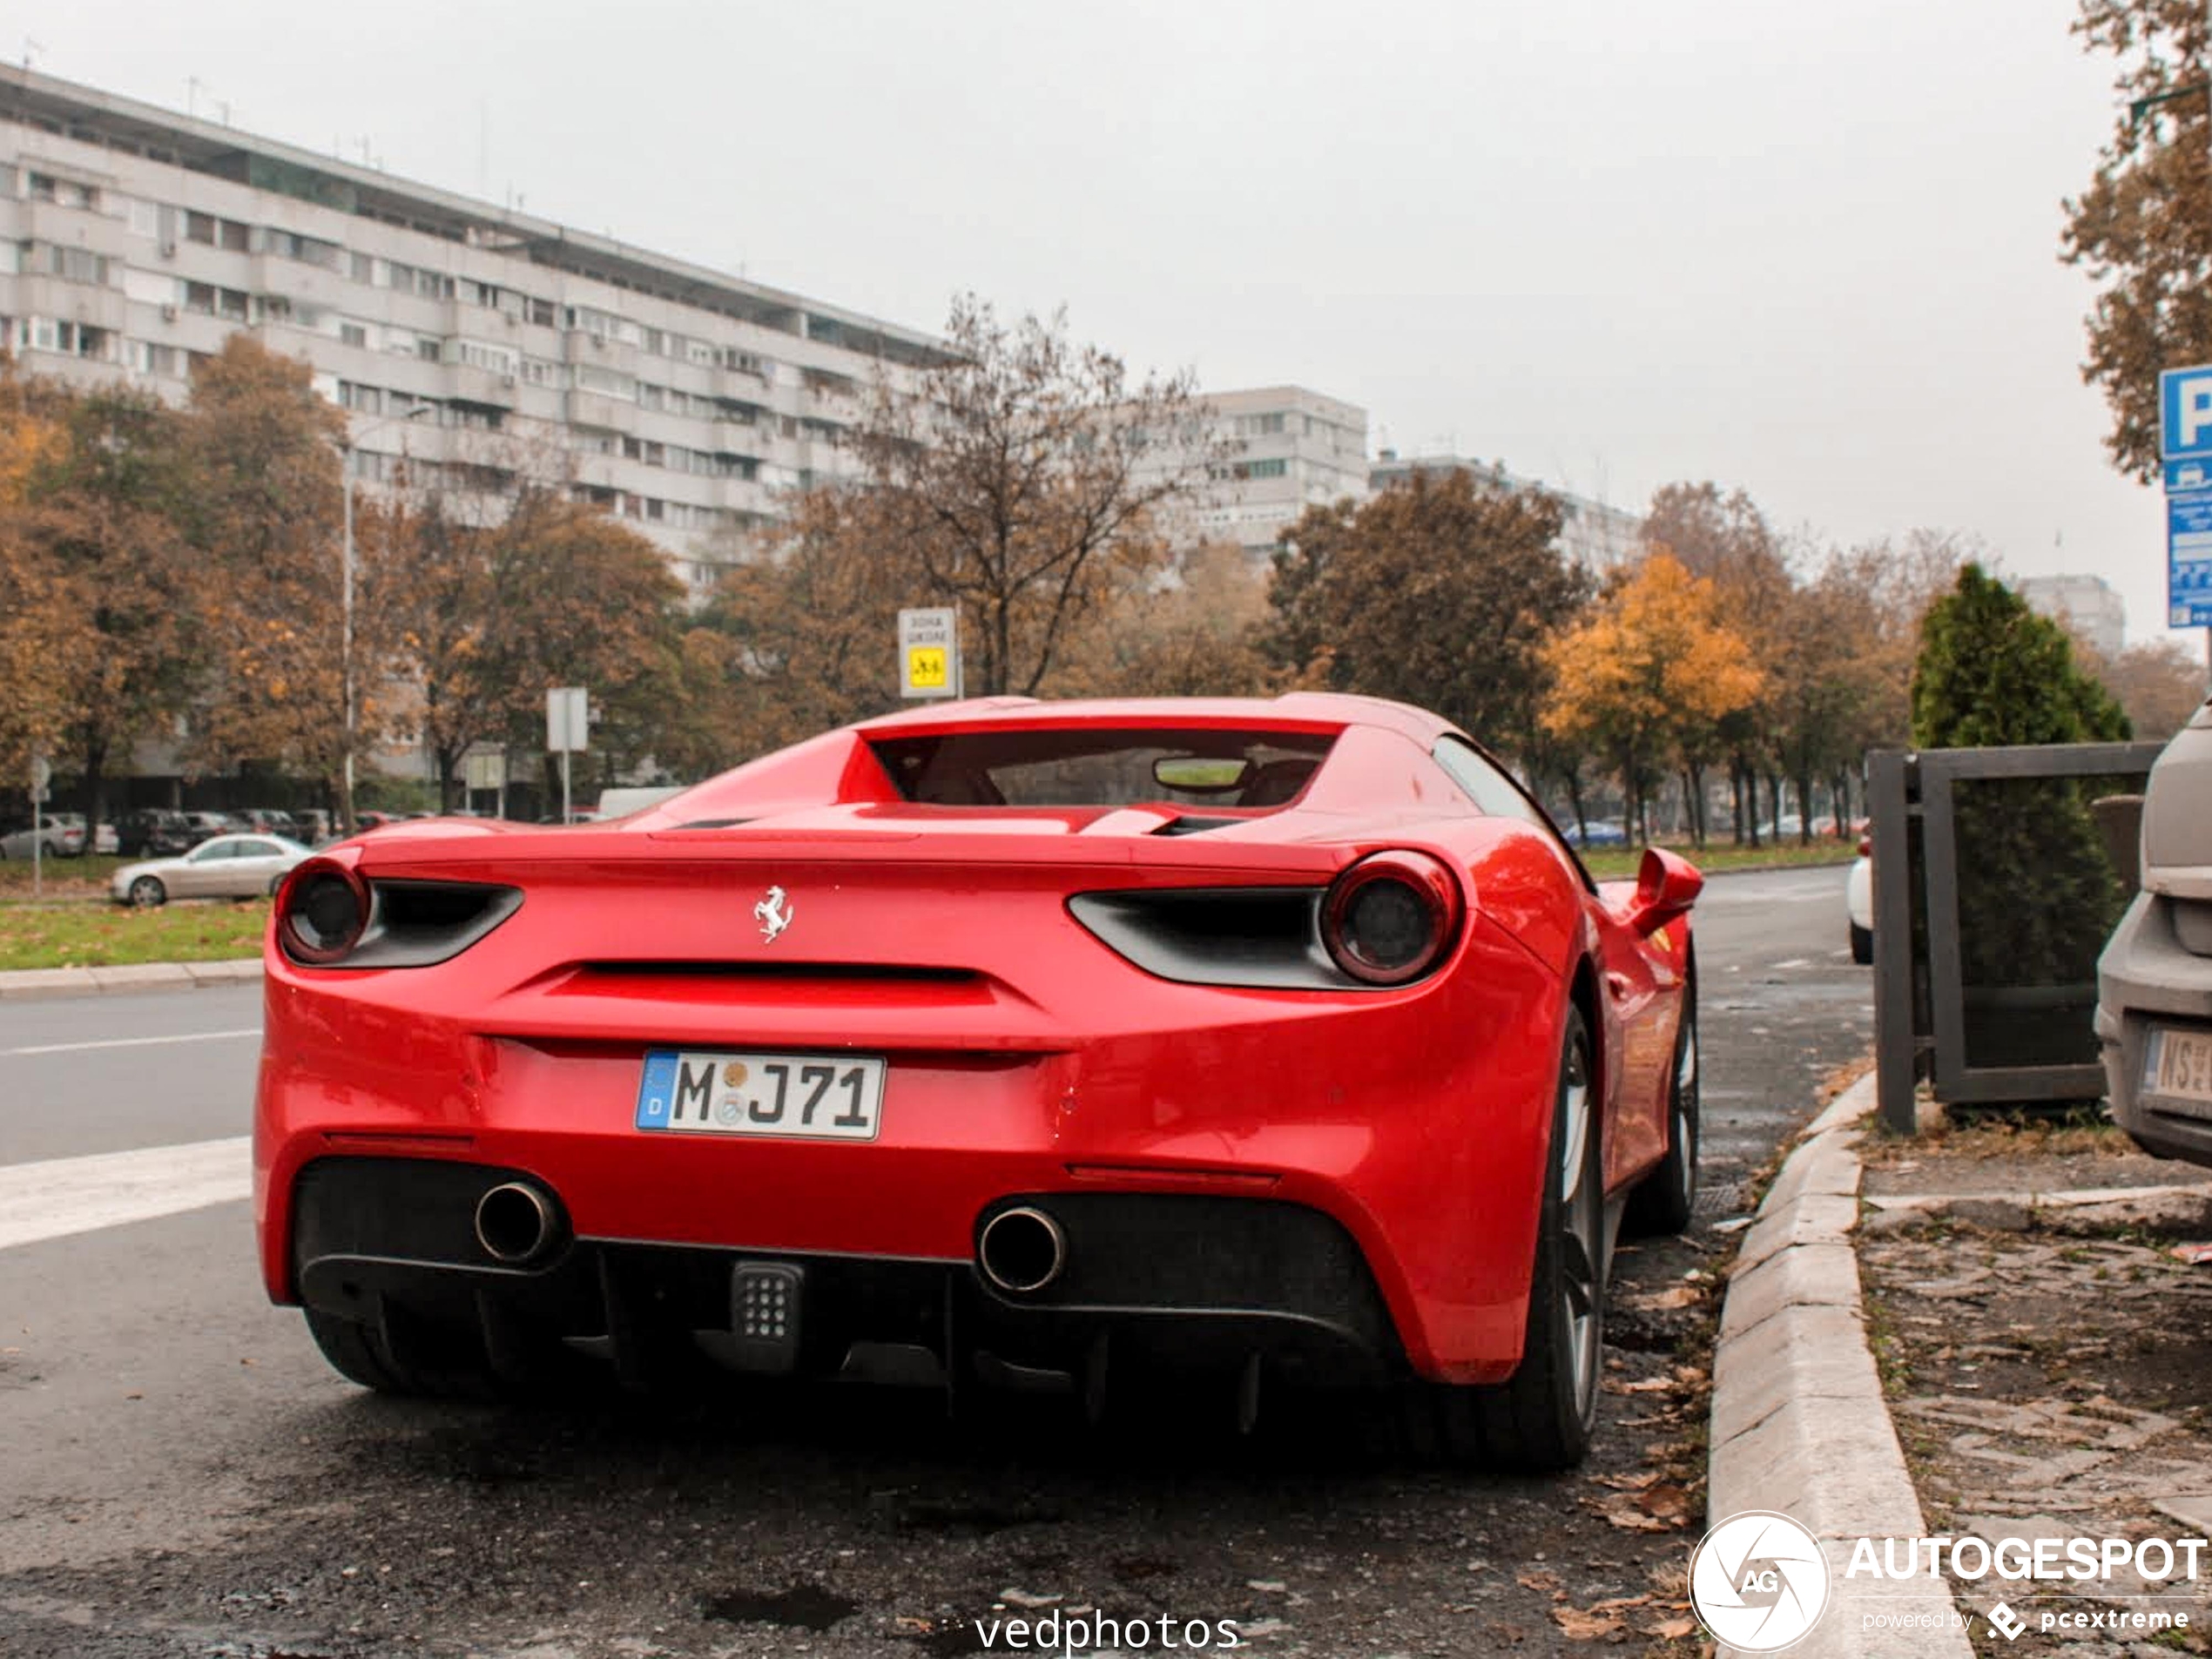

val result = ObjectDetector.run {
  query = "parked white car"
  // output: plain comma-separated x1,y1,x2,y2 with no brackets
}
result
0,814,85,858
2100,701,2212,1166
111,833,313,907
1846,836,1873,963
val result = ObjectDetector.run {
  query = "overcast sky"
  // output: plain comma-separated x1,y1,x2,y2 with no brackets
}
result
32,0,2182,648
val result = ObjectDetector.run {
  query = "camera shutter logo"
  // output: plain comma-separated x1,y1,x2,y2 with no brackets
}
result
1689,1511,1831,1651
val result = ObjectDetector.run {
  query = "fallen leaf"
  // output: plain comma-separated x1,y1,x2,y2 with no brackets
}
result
1595,1470,1662,1491
1636,1482,1694,1527
1649,1615,1696,1638
1627,1285,1700,1312
2171,1243,2212,1265
1517,1569,1563,1595
1552,1605,1625,1640
1594,1494,1671,1532
1607,1374,1674,1395
1588,1595,1651,1615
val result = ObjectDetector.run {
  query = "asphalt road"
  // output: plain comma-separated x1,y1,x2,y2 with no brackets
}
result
0,864,1871,1658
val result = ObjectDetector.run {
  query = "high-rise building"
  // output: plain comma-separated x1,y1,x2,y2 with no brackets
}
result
2019,573,2126,661
0,65,949,591
1149,386,1371,555
1367,451,1644,571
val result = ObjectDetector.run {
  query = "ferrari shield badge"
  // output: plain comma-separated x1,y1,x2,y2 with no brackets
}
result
753,885,794,944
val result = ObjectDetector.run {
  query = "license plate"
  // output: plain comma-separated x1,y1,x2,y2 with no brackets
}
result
2145,1026,2212,1107
636,1049,886,1140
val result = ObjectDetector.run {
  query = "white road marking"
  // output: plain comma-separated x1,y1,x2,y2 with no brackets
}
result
0,1136,251,1251
0,1028,259,1058
1772,957,1811,970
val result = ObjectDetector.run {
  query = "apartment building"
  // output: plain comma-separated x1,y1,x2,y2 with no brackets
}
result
1368,451,1645,571
1150,385,1371,555
2019,572,2126,661
0,65,949,589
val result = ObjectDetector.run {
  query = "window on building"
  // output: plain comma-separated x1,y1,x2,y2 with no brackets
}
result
528,297,555,328
338,381,383,415
29,173,97,209
349,251,374,283
340,322,368,349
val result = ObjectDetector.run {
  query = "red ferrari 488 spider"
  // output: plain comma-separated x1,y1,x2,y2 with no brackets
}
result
256,693,1699,1469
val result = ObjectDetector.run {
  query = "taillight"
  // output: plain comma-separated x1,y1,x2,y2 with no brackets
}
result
277,858,370,965
1857,836,1871,859
1320,851,1463,986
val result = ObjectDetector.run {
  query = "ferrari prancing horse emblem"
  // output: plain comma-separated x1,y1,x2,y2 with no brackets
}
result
753,885,794,944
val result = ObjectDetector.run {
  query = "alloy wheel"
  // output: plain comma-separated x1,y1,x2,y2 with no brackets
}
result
1555,1035,1602,1420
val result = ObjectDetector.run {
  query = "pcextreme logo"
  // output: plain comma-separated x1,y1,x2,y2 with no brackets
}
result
1689,1510,1832,1651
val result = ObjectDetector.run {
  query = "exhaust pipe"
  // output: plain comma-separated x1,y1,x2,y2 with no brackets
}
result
475,1181,558,1265
978,1205,1068,1294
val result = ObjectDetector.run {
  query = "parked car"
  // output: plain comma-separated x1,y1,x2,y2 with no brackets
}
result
117,809,197,859
2099,701,2212,1167
179,812,239,845
0,814,85,858
1562,819,1629,847
111,833,314,907
238,809,301,839
1846,836,1873,963
44,813,96,857
91,818,118,855
255,693,1703,1471
293,809,334,845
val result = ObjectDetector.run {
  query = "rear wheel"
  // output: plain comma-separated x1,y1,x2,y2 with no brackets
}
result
1624,994,1698,1237
1405,1006,1603,1472
1849,921,1873,964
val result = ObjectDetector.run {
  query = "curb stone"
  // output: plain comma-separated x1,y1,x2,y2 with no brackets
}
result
1705,1072,1973,1657
0,957,260,1000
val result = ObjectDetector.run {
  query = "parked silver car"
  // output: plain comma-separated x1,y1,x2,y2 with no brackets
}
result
2098,699,2212,1163
0,814,85,858
110,833,313,907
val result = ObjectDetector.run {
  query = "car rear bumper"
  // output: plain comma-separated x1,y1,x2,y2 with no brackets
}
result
290,1155,1403,1392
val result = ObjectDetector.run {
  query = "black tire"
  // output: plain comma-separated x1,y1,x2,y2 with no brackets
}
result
267,873,285,897
1849,921,1873,965
127,875,166,908
1624,991,1698,1237
1404,1006,1603,1472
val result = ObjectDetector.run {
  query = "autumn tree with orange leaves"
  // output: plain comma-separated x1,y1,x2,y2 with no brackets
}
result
1540,554,1765,846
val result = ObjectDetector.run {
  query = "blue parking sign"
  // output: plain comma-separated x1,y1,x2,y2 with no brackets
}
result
2170,489,2212,625
2161,367,2212,461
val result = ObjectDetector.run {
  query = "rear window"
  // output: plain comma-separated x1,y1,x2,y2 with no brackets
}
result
870,726,1337,810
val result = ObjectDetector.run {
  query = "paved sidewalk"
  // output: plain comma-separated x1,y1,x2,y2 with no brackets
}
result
0,957,260,999
1712,1078,2212,1656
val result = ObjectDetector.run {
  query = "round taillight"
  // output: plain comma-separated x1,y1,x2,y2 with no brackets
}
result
277,858,371,965
1321,851,1463,986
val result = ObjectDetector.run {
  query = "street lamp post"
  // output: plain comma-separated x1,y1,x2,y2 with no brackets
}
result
338,405,428,837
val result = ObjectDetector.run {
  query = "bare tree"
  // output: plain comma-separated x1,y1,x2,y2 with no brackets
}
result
853,295,1219,695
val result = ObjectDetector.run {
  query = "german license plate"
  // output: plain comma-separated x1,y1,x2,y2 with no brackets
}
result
2145,1026,2212,1107
636,1049,886,1140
